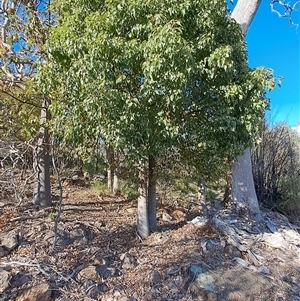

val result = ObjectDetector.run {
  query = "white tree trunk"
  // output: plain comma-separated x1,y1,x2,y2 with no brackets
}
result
229,0,263,221
106,146,114,192
231,0,262,35
113,151,119,194
231,149,262,220
33,99,51,208
137,161,150,238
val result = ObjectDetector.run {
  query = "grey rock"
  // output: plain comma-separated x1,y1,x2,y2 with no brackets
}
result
151,270,161,285
190,265,203,277
120,253,137,269
200,239,208,253
96,265,117,279
223,244,241,258
258,266,270,274
187,216,208,227
77,265,100,282
15,282,51,301
10,272,32,288
1,232,18,250
194,273,215,291
97,282,109,293
0,246,9,257
206,238,219,250
70,227,88,245
0,269,10,293
262,232,288,250
85,282,108,299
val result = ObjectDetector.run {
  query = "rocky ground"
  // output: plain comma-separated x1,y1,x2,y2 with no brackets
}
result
0,182,300,301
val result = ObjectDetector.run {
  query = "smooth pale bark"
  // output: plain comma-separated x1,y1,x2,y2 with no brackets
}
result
230,148,262,220
197,179,208,218
148,155,157,232
106,146,114,192
33,99,51,207
137,161,150,238
229,0,263,221
113,151,119,194
231,0,262,35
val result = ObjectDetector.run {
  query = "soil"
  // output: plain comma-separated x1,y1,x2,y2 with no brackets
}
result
0,181,300,301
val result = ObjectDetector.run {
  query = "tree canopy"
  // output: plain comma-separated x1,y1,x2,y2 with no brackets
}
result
40,0,274,180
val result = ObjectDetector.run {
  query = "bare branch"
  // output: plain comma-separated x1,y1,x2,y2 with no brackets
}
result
270,0,300,27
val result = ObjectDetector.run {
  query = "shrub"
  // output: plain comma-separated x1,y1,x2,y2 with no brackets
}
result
252,122,300,223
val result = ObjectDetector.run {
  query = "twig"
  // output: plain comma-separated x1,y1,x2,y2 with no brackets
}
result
51,139,63,252
10,215,44,222
135,229,144,243
0,261,52,278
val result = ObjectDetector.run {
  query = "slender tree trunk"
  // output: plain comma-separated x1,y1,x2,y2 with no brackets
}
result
148,155,157,232
198,179,208,218
227,0,263,221
106,145,114,192
33,98,51,208
113,151,119,194
137,160,150,238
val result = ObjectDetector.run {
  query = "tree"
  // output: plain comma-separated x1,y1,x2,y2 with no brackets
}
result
0,0,54,207
227,0,298,222
41,0,274,237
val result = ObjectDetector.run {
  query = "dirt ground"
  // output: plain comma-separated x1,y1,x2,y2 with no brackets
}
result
0,183,300,301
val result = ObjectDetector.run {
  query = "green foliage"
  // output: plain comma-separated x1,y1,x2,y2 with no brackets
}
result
91,180,107,197
0,1,54,140
49,211,58,222
119,180,138,201
277,173,300,222
252,122,300,223
39,0,274,182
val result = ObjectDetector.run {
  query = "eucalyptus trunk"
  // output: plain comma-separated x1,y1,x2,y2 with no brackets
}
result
148,155,157,232
228,0,263,221
33,98,51,208
137,160,150,238
113,151,119,194
106,145,114,192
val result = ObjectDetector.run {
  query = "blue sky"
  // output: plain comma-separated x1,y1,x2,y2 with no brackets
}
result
244,1,300,127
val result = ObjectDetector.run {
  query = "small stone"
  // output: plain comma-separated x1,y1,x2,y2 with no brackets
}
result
1,232,18,250
16,282,51,301
97,282,108,293
0,269,10,293
190,265,203,276
126,207,136,214
0,246,9,257
120,253,137,270
77,266,100,282
223,244,241,258
10,272,32,288
187,216,208,227
206,239,219,250
258,266,270,274
96,265,117,279
152,270,161,285
86,282,106,300
195,273,215,291
162,212,173,222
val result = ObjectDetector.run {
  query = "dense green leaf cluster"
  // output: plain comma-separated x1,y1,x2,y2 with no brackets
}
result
39,0,275,179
